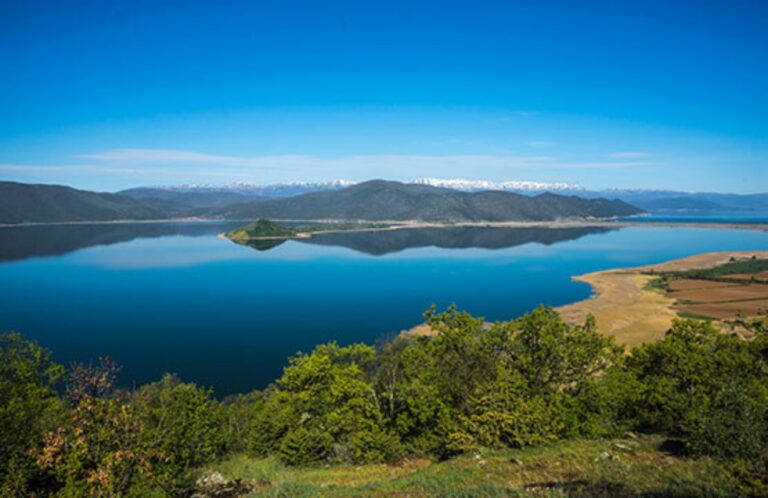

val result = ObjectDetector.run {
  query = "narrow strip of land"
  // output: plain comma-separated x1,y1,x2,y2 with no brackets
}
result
3,218,768,231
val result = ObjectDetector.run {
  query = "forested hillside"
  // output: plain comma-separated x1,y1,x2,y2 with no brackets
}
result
0,181,165,224
216,180,644,222
1,180,643,225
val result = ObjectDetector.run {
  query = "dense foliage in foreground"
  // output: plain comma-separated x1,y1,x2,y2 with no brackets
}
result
1,307,767,497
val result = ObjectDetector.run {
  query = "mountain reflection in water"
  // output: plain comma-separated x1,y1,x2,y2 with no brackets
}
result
0,222,615,263
0,222,243,263
295,226,616,255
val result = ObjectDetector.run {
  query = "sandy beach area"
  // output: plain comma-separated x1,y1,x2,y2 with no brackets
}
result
558,250,768,346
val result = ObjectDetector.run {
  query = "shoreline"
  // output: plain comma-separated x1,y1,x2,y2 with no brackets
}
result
408,250,768,344
2,217,768,232
220,218,768,244
557,250,768,346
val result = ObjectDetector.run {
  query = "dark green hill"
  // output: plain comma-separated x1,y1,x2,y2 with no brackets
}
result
0,181,165,224
225,219,298,241
216,180,644,221
119,187,256,213
1,180,644,224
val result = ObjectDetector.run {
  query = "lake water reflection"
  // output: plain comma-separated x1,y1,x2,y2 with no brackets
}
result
1,222,766,395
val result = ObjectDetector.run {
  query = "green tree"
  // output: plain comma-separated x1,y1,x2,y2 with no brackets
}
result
628,319,768,462
37,359,154,498
0,333,65,497
628,320,760,435
374,306,490,456
450,307,624,449
248,343,401,465
375,306,624,455
132,374,227,492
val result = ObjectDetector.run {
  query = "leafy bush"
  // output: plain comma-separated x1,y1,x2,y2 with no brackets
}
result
133,374,227,491
0,333,65,497
36,357,156,497
247,343,402,465
627,317,768,483
374,306,625,456
685,380,768,460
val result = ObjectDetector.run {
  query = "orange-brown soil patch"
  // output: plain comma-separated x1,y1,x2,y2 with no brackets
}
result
640,251,768,272
670,283,768,303
728,271,768,281
677,299,768,320
666,279,740,291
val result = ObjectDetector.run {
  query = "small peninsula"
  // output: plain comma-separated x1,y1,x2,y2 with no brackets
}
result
224,219,394,243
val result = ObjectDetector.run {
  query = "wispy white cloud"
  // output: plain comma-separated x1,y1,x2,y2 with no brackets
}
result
74,149,654,171
78,149,288,169
0,163,261,177
0,149,658,189
605,151,651,159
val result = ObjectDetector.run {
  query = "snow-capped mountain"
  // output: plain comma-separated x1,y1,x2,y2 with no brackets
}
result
121,178,768,214
410,178,583,193
145,178,582,197
146,180,356,197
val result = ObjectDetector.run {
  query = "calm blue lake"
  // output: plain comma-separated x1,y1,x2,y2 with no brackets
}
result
1,222,767,396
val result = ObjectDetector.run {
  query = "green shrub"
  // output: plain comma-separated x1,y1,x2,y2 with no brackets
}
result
374,306,625,456
685,380,768,460
629,319,768,465
133,374,227,491
278,426,334,465
248,343,401,465
221,390,267,453
38,393,153,497
0,333,65,497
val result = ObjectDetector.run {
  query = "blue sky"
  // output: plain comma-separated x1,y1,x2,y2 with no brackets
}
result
0,0,766,192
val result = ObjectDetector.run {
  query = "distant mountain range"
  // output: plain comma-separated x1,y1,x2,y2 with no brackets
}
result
212,180,643,221
3,177,766,225
584,191,768,214
126,178,578,198
410,178,582,192
0,181,164,224
121,180,355,199
123,179,768,214
1,179,642,224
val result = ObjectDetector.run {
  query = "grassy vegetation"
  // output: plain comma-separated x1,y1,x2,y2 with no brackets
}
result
667,257,768,280
198,435,741,497
642,276,669,293
675,310,715,321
